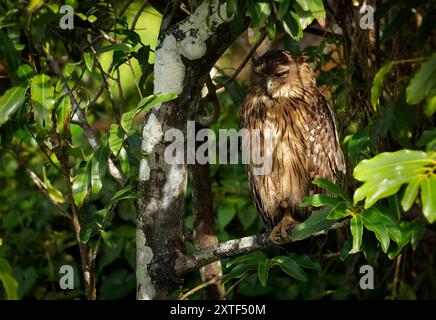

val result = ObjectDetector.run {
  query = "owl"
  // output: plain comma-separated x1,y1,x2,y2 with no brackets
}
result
239,50,346,244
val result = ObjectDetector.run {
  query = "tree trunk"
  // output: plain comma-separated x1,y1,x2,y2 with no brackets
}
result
136,1,241,300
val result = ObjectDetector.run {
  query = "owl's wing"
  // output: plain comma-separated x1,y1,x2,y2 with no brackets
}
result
307,90,346,186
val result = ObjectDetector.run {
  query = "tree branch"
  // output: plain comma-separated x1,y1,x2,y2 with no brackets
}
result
175,220,349,276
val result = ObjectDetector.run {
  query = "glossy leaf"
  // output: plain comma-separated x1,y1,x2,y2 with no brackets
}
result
109,124,125,156
90,145,109,194
0,83,28,127
55,94,71,134
300,194,342,207
31,74,55,130
292,207,336,241
271,256,307,282
257,259,269,287
42,167,64,204
371,61,395,110
0,258,19,300
72,161,91,207
353,150,435,209
406,53,436,105
287,253,321,271
361,207,401,253
327,202,352,220
138,93,178,111
350,215,363,253
282,11,303,40
313,178,352,203
96,44,133,56
420,175,436,223
84,52,94,72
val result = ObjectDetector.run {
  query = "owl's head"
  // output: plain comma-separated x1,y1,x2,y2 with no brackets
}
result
251,50,315,98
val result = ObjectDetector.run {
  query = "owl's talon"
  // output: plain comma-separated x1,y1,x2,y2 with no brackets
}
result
269,215,299,245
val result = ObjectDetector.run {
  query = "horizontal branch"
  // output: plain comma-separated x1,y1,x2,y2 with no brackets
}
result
175,219,349,276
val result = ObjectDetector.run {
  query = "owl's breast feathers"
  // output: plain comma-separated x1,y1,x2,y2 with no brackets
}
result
239,86,345,230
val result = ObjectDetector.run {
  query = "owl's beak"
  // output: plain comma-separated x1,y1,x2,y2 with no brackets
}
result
266,78,273,98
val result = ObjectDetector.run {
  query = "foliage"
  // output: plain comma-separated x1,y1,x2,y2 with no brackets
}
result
0,0,435,300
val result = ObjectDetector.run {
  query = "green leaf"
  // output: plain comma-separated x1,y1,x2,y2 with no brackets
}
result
271,256,307,282
222,263,257,284
80,226,92,243
297,0,325,26
410,221,425,250
353,150,435,208
84,52,94,72
300,194,341,207
313,178,352,203
276,1,291,20
42,166,65,204
118,146,130,176
417,128,436,151
109,124,125,155
0,83,28,127
226,252,265,268
0,258,19,300
31,74,55,130
292,207,336,241
257,259,269,287
0,30,19,79
100,230,112,248
293,3,315,30
231,0,247,36
424,92,436,118
400,177,420,212
370,61,395,110
282,11,303,40
90,145,109,194
16,64,35,82
350,215,363,254
421,175,436,223
406,53,436,105
226,0,238,17
361,207,401,253
138,93,178,111
55,94,71,134
266,18,277,39
72,161,91,207
96,43,133,56
327,202,352,220
120,109,137,134
108,185,140,205
287,253,321,271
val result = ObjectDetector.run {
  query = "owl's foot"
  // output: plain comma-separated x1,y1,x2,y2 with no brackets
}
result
269,215,300,245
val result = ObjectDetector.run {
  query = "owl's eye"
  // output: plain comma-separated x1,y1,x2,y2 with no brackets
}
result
275,71,288,77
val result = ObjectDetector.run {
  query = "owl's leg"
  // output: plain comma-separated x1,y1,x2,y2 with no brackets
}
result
269,210,300,244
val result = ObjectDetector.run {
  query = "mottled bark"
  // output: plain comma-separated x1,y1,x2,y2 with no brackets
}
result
137,1,243,299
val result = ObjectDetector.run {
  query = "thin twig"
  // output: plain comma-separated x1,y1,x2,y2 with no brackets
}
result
214,32,267,90
131,1,149,31
224,273,251,298
7,149,71,219
43,49,125,185
178,275,224,300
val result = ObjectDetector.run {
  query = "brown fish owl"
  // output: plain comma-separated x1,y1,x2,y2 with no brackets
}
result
239,50,346,244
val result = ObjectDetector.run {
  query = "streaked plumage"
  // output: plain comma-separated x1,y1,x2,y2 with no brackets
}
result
239,50,346,243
